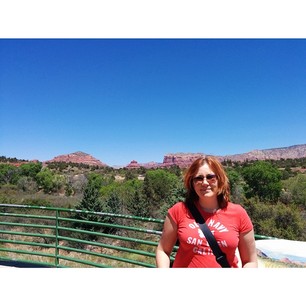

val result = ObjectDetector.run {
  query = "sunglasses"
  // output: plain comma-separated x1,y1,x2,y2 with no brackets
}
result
192,174,216,184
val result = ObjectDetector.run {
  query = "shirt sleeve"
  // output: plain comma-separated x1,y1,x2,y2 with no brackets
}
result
168,202,186,225
238,205,254,233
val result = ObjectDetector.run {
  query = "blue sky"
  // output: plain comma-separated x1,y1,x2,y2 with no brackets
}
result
1,39,306,166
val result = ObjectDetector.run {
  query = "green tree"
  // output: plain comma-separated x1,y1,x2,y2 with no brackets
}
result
226,168,245,203
76,175,103,213
74,176,105,236
104,191,121,215
19,162,42,180
143,169,179,203
284,174,306,207
142,169,181,217
36,168,55,193
243,198,306,240
0,164,19,185
128,188,151,217
86,173,105,189
117,179,152,217
281,166,294,180
17,176,38,192
242,161,282,202
124,170,138,181
157,179,186,219
36,168,65,193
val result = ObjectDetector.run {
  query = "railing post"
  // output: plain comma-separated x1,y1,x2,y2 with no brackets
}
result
55,209,59,267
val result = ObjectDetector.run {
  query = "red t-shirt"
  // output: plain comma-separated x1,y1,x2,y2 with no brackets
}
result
168,201,253,268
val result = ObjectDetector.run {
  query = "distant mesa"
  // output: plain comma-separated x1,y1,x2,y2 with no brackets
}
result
126,160,164,169
127,153,206,169
45,151,107,167
125,144,306,169
161,153,206,168
4,144,306,169
220,144,306,162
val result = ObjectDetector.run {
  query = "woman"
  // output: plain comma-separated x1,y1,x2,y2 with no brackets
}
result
156,155,258,268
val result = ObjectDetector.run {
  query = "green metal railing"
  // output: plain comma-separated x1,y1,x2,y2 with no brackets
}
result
0,203,274,268
0,203,179,268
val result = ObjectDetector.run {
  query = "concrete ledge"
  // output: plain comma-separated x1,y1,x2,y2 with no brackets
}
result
256,239,306,267
0,260,54,268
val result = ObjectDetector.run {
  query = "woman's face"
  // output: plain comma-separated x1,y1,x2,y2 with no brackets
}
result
192,163,218,200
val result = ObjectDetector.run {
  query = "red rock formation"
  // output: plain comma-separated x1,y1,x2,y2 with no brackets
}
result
162,153,205,168
46,151,107,167
8,144,305,169
220,144,306,162
126,160,140,168
127,144,306,169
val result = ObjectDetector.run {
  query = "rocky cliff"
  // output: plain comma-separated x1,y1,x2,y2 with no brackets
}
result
128,144,306,169
220,144,306,162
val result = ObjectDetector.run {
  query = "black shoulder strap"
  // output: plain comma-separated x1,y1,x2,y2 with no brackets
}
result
188,203,231,268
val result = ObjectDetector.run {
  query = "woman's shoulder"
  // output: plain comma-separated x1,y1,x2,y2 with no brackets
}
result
226,202,253,230
168,201,189,220
225,202,251,219
226,202,248,213
169,201,186,212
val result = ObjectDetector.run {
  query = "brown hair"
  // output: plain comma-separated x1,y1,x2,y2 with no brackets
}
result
183,155,230,209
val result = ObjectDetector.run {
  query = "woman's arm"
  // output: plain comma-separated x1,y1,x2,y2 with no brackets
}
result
155,214,178,268
238,229,258,268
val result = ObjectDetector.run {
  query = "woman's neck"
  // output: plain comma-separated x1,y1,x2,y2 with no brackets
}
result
200,206,219,213
197,199,219,212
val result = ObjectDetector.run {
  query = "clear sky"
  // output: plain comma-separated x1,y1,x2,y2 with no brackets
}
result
0,1,305,296
1,38,306,166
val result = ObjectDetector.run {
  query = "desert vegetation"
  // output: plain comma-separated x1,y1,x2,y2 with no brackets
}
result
0,156,306,241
